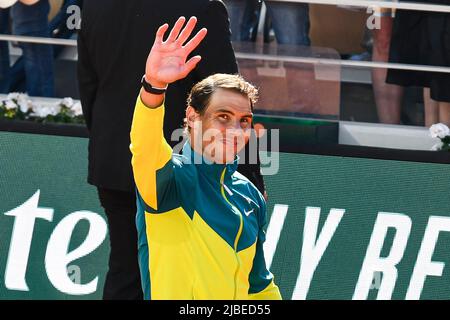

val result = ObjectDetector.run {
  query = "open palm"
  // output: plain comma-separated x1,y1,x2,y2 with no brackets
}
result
145,16,207,87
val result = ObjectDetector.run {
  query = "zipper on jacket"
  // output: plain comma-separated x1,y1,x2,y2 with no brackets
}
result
220,167,243,299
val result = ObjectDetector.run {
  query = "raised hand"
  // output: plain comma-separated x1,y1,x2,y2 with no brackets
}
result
145,16,207,89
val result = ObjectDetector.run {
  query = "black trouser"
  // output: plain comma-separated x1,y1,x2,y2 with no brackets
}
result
97,188,143,300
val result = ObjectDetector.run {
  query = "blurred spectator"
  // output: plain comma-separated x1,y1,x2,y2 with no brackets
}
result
224,0,310,46
265,0,310,46
0,8,10,92
49,0,82,56
387,1,450,126
0,0,55,96
349,27,372,61
1,0,82,95
223,0,246,41
241,0,261,41
372,7,404,124
224,0,315,118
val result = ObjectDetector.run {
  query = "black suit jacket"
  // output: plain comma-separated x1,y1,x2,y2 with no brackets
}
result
78,0,265,193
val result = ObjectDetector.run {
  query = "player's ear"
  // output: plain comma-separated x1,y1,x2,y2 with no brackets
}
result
186,106,200,130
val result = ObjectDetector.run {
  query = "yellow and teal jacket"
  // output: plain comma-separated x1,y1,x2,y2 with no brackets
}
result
130,96,282,300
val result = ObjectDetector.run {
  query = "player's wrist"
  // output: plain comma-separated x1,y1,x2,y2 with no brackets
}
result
144,75,168,90
140,88,164,109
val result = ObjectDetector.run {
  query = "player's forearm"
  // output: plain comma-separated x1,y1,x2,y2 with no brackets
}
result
131,16,205,208
130,96,168,167
130,95,172,210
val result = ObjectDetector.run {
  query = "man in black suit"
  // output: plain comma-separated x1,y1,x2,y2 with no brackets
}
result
78,0,265,300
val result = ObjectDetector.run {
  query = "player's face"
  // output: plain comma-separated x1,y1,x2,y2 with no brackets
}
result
192,89,253,164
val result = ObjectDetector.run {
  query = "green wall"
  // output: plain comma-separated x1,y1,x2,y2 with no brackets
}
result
1,131,450,299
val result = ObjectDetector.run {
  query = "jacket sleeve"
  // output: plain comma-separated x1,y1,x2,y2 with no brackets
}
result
76,29,97,132
130,96,178,212
248,195,282,300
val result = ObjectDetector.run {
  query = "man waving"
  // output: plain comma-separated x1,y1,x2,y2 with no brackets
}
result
130,16,281,300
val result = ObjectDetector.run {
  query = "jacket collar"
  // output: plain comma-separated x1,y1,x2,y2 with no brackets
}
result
182,141,239,183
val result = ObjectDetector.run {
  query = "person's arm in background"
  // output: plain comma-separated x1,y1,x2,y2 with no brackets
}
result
131,17,207,211
77,23,98,132
18,0,40,5
195,0,267,197
50,0,83,41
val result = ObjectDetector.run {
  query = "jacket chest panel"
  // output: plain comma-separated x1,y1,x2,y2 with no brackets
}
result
194,182,259,251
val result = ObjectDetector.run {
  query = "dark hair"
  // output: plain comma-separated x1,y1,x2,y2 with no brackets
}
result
186,73,259,115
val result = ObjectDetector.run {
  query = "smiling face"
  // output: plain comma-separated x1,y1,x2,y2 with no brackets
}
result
188,88,253,164
185,74,258,164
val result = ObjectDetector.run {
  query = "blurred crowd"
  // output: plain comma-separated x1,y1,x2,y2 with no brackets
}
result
223,0,450,126
0,0,449,126
0,0,82,97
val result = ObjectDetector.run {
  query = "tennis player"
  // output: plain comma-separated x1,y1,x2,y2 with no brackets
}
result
130,16,281,300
